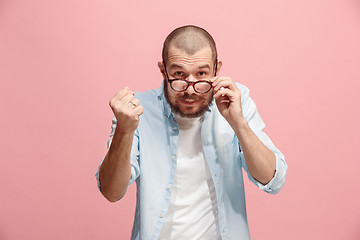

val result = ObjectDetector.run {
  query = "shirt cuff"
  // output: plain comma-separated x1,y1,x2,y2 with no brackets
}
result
252,153,287,194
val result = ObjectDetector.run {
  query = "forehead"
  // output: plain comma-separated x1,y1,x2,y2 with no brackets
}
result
167,45,213,68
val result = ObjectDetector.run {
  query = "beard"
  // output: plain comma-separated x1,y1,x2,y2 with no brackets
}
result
163,80,213,118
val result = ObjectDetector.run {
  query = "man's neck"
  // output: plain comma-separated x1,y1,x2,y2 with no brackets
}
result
173,113,201,130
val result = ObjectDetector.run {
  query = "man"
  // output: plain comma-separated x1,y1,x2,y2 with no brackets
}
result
96,25,287,240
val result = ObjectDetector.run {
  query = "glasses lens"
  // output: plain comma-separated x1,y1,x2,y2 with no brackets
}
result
194,81,212,93
171,80,188,92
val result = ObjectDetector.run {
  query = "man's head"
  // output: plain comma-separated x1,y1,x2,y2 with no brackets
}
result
162,25,218,63
158,25,222,118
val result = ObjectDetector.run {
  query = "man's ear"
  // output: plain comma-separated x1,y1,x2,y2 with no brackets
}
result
158,61,166,79
215,60,222,76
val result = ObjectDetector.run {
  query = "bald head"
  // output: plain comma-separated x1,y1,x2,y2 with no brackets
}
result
162,25,217,63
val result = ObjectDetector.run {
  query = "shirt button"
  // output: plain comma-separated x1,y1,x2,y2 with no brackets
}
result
167,185,171,189
172,155,175,159
173,126,177,130
164,115,168,119
160,214,164,218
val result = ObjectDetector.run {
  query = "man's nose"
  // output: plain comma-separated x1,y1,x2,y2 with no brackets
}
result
185,76,196,94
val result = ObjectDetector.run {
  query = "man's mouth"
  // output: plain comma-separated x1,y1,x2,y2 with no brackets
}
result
180,96,201,105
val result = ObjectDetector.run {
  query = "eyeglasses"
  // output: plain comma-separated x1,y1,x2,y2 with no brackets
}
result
168,79,213,94
163,60,218,94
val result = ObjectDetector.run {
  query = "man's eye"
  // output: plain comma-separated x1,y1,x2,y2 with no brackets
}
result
198,72,207,77
174,72,183,77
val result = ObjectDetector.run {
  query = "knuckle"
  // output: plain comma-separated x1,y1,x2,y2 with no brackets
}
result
109,99,116,108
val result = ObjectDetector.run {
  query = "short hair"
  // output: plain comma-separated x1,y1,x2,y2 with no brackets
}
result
162,25,217,62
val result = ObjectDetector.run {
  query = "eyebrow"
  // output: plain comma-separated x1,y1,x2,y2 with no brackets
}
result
198,64,211,69
169,64,184,69
169,64,211,69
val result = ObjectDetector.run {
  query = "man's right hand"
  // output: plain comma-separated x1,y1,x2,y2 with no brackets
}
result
109,87,144,133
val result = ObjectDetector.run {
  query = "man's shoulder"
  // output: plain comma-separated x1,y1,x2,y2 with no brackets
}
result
134,86,163,103
235,82,250,93
234,82,252,102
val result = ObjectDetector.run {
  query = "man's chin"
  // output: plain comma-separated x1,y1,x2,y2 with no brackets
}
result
166,98,213,118
176,110,205,118
172,104,211,118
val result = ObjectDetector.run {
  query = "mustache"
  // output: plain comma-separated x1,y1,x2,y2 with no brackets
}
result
180,93,202,101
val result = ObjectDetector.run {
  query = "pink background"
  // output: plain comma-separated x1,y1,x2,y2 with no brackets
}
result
1,0,359,239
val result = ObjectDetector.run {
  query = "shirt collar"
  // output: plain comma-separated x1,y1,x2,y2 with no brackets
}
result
157,81,173,120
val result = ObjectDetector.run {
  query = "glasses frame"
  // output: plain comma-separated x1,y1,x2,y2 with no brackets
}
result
163,59,218,94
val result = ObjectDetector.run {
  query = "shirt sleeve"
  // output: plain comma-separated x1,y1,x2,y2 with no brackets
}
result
237,83,288,194
95,116,141,192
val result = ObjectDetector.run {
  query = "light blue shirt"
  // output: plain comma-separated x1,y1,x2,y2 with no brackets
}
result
96,83,287,240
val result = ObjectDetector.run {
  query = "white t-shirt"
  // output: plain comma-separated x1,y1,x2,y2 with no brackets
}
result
159,114,221,240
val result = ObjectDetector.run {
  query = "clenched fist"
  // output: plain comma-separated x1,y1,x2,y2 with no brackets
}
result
109,87,144,134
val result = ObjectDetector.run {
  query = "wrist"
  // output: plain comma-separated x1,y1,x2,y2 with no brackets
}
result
114,125,136,137
232,117,250,137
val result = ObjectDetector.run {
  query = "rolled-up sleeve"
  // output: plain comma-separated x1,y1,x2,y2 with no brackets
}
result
95,117,141,192
238,83,288,194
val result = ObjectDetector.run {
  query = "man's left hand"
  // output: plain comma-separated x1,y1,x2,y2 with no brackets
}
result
212,77,244,128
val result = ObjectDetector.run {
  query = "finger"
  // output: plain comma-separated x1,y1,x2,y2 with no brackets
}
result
129,101,137,108
121,94,135,105
110,94,134,109
209,76,218,83
212,76,230,87
133,105,144,116
211,77,220,87
213,79,237,91
115,87,135,100
215,94,230,105
213,88,234,100
131,98,140,106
